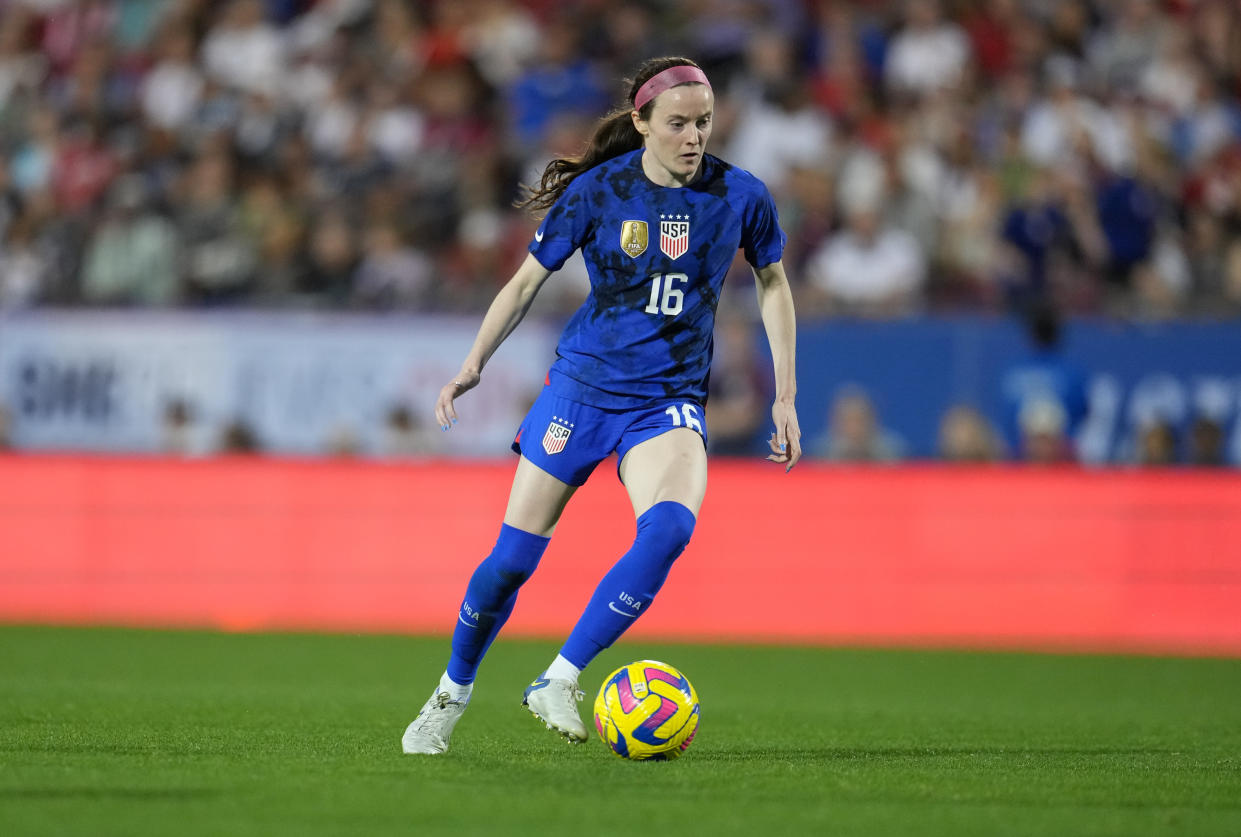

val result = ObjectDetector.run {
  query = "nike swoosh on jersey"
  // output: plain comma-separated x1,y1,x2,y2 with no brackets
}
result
534,229,544,242
607,602,638,618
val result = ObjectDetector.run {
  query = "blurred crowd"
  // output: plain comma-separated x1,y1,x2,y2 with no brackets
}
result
1,0,1240,319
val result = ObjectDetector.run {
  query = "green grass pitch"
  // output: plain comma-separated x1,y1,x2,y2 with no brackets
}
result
3,626,1240,837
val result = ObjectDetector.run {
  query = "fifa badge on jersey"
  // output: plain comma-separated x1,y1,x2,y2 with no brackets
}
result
660,214,690,260
542,415,574,455
620,220,648,258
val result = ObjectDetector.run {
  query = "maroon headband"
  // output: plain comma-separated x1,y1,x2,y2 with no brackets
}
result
633,65,712,112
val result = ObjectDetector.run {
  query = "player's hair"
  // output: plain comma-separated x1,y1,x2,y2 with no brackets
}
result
516,57,705,215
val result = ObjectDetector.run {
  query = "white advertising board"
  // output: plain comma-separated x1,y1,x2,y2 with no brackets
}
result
0,312,559,457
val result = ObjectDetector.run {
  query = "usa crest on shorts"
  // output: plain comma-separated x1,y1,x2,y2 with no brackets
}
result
542,415,574,455
660,214,690,260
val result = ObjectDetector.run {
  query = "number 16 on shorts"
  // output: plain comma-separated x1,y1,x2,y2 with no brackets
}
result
666,403,703,435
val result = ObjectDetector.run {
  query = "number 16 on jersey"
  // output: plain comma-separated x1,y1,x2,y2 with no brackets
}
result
645,272,688,316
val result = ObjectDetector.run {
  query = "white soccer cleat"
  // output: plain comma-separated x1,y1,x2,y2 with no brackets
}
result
522,674,588,743
402,690,467,755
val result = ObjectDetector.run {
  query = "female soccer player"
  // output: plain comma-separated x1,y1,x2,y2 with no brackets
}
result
403,56,801,754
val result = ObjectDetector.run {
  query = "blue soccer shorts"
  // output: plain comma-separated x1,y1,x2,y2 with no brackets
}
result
512,384,708,486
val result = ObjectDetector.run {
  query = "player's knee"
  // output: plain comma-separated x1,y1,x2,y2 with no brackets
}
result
635,501,697,563
490,551,540,586
476,524,550,595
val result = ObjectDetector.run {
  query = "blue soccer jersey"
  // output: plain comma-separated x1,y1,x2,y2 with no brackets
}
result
529,148,785,409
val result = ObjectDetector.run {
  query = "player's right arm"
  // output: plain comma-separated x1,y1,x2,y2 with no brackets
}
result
435,253,554,430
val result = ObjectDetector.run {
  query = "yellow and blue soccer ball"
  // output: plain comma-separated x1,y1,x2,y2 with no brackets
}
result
593,660,699,760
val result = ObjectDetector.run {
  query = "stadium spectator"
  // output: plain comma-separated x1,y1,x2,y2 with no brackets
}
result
50,115,116,215
807,3,882,122
304,73,361,162
323,424,362,457
1139,21,1198,120
960,0,1019,79
998,166,1106,310
1126,239,1192,320
382,403,434,458
139,22,205,132
1086,0,1165,93
15,185,84,305
1020,55,1128,174
804,187,927,318
877,113,938,274
884,0,971,98
1186,415,1227,467
319,124,391,219
1095,164,1161,290
999,301,1090,461
724,29,834,192
297,207,358,306
1044,0,1092,65
0,210,50,309
0,401,12,450
583,2,667,77
351,219,433,310
1134,417,1179,466
937,404,1004,463
174,148,256,304
217,417,261,454
0,7,46,110
363,79,424,168
201,0,287,98
159,397,210,457
460,0,541,88
415,60,501,227
505,18,610,151
813,385,905,463
705,314,771,457
0,158,18,241
80,174,179,306
1017,396,1073,464
1222,242,1241,316
778,161,835,280
932,128,1006,307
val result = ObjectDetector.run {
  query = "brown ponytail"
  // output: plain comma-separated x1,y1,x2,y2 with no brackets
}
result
516,57,704,215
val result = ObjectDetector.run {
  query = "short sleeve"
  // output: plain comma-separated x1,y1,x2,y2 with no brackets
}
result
529,177,592,271
741,181,786,268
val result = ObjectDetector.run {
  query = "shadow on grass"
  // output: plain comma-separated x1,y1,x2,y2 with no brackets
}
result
2,741,237,757
693,745,1179,762
688,746,1241,812
0,787,222,801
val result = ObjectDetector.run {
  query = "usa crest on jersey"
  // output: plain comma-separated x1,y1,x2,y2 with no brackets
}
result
542,415,574,455
660,215,690,260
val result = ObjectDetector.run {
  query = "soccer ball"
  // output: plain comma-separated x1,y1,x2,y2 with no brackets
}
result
593,660,699,760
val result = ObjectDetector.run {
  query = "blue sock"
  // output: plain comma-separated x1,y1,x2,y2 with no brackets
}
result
447,524,550,684
559,501,696,669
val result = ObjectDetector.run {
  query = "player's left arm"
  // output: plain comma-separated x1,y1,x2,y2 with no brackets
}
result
753,260,801,472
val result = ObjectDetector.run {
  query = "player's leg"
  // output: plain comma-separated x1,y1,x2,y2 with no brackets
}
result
525,426,706,742
447,457,577,683
562,426,706,665
406,381,609,755
403,457,576,755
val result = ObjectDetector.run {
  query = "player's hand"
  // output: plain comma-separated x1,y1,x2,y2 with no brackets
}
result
434,370,480,431
766,399,802,472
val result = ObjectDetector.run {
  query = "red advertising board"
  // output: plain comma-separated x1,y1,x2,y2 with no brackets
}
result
1,456,1238,655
